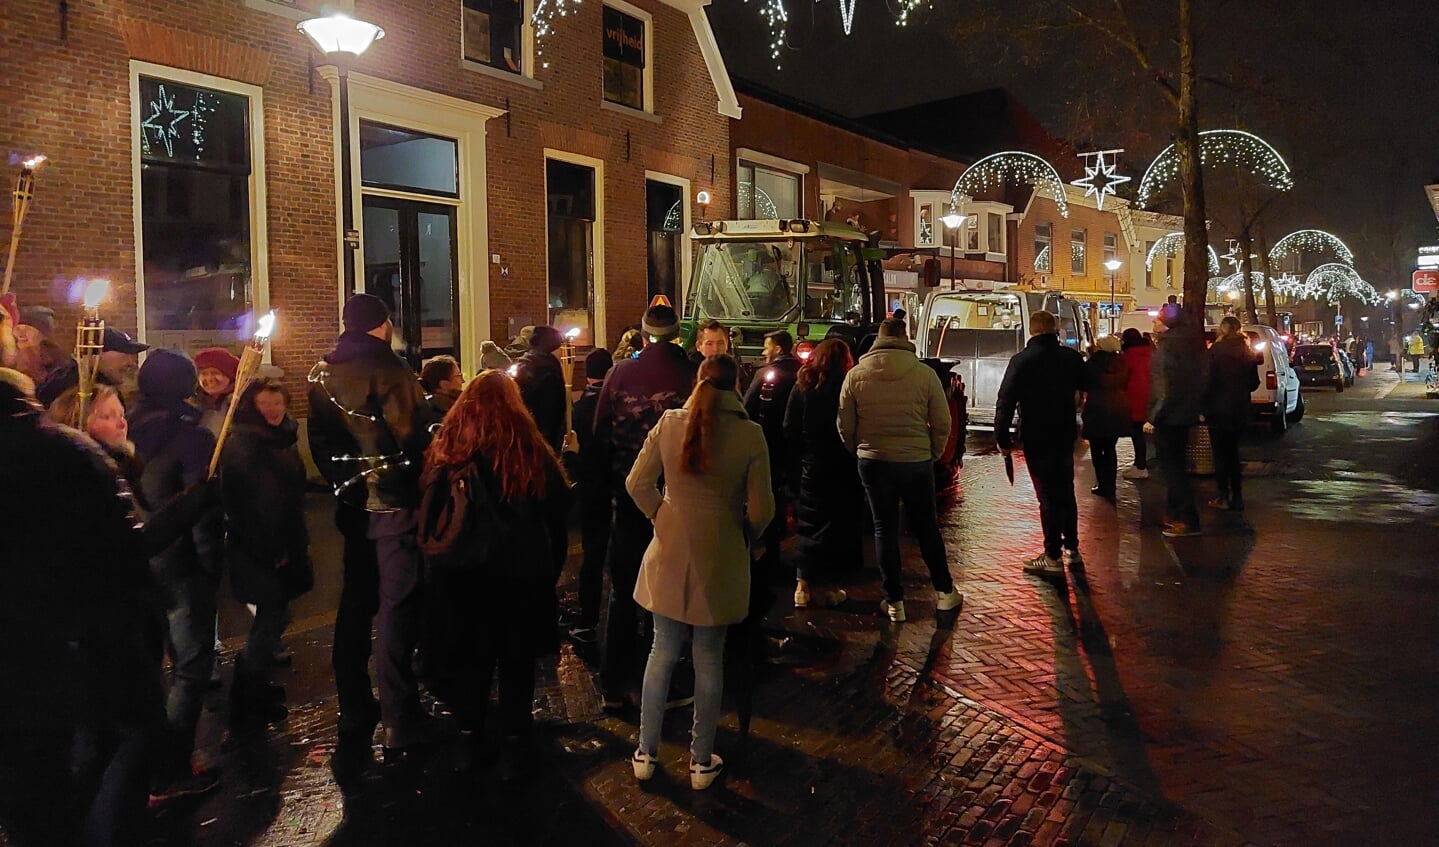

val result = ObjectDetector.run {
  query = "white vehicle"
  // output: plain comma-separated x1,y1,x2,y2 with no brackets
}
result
1210,323,1303,433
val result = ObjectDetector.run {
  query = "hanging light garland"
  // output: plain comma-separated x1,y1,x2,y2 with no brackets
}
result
1268,229,1355,267
1306,263,1379,305
1144,231,1222,275
953,151,1069,218
532,0,581,69
747,0,931,67
1136,129,1294,208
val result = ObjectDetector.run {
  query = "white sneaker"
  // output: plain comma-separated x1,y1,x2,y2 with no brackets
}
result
690,753,724,790
1022,553,1064,578
632,749,658,781
882,600,906,622
793,584,810,607
1122,466,1150,480
935,590,963,612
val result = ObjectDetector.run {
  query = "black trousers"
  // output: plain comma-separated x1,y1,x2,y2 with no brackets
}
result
456,651,537,738
600,494,653,699
576,489,611,630
1208,425,1243,506
1154,424,1199,526
1089,436,1119,494
1025,448,1079,560
332,503,380,732
1130,421,1149,470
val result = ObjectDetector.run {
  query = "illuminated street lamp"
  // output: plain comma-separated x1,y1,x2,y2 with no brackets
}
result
1104,258,1123,335
299,13,385,297
941,202,966,290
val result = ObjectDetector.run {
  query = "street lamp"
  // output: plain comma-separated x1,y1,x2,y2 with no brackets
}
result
299,13,385,298
941,203,966,290
1104,258,1123,335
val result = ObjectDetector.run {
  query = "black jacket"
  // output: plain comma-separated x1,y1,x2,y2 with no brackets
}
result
593,342,696,490
571,380,608,497
307,331,439,511
743,354,801,486
1203,335,1260,431
784,376,848,467
1149,318,1209,427
1081,350,1131,441
994,333,1087,453
221,408,312,604
515,349,568,452
129,396,224,583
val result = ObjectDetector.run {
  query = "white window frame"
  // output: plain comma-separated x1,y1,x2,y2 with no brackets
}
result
1071,227,1088,275
644,170,691,316
910,190,951,248
461,0,543,89
600,0,654,115
129,61,270,352
544,148,608,347
736,158,803,220
959,200,1009,262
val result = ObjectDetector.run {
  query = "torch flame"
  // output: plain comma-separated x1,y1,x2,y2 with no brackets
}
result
564,327,581,340
81,279,109,309
21,154,47,171
254,311,277,340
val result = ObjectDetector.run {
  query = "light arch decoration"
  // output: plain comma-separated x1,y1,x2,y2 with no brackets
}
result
953,151,1068,218
1136,130,1295,208
1144,231,1222,275
1269,229,1355,267
1306,263,1379,305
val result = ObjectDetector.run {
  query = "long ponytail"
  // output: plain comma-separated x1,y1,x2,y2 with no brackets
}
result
680,354,739,475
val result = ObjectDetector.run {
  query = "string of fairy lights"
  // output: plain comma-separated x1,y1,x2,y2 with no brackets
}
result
737,0,932,66
953,151,1070,218
1146,232,1222,275
1269,229,1355,267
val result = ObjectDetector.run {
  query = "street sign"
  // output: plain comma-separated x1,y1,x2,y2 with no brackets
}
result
1334,314,1344,326
1413,269,1439,293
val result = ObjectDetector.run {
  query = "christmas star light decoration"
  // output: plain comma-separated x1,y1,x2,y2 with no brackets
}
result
1071,150,1130,211
1136,129,1294,208
954,151,1068,218
1221,240,1259,274
140,84,191,158
1269,229,1354,267
1307,263,1379,305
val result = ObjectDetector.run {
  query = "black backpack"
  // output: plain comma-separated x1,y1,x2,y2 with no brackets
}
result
416,461,499,570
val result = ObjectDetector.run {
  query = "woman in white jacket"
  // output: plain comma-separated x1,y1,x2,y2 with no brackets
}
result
625,354,774,790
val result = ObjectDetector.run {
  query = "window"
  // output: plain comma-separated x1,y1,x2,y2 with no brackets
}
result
1103,232,1118,268
1145,240,1157,288
136,74,259,352
463,0,523,73
737,161,800,219
966,216,980,251
1071,228,1086,274
602,5,647,111
987,213,1003,254
646,179,684,305
917,202,935,247
546,159,600,344
360,122,458,197
1034,223,1052,273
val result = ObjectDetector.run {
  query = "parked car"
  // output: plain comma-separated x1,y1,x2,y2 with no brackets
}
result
1335,349,1357,386
1210,324,1303,432
1294,344,1347,392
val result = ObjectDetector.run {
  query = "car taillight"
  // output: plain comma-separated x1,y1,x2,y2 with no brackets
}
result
1266,371,1277,390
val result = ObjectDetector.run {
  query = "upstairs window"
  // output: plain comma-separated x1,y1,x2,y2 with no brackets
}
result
463,0,524,74
1071,228,1086,274
1034,223,1052,273
1103,231,1118,267
602,4,647,111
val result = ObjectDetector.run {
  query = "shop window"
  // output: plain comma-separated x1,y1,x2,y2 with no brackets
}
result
602,4,647,111
966,216,980,251
463,0,524,74
737,161,800,219
1034,222,1052,273
137,74,256,352
1071,228,1086,274
917,202,934,247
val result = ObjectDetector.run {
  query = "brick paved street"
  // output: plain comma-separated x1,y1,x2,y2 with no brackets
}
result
35,371,1437,846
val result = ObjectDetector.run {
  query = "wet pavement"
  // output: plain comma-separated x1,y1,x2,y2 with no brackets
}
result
28,368,1439,846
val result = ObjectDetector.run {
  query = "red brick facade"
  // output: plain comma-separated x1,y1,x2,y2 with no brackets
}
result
1011,193,1135,301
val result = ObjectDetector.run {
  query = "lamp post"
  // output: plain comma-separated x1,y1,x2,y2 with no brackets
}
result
1104,258,1123,335
941,202,966,290
299,13,385,298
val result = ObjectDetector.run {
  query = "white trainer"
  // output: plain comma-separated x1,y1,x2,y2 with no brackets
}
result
882,600,906,622
690,753,724,790
935,590,963,612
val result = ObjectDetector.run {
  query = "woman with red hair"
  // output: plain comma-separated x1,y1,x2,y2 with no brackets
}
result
421,369,569,779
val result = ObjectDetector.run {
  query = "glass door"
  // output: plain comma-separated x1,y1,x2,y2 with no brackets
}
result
362,196,459,369
646,180,684,306
546,159,597,345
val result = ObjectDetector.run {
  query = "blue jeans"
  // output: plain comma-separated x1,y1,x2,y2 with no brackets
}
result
639,615,726,765
163,567,219,779
857,458,955,603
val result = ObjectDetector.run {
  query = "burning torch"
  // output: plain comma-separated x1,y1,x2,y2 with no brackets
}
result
73,279,109,428
208,310,278,477
3,155,47,298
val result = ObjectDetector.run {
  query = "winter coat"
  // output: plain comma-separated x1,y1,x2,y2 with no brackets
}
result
994,333,1087,453
220,408,313,605
1148,319,1208,427
627,394,775,627
1203,335,1260,432
742,353,801,488
515,349,568,452
195,390,230,438
593,341,696,491
838,336,950,463
785,376,864,569
429,387,460,417
1121,342,1154,423
570,380,608,505
306,331,439,511
1081,350,1131,441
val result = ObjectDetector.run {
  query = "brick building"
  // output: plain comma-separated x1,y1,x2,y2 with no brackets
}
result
1,0,736,406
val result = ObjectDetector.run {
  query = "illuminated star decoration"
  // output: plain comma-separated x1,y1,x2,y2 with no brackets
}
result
140,84,191,158
1221,240,1257,274
1071,150,1130,211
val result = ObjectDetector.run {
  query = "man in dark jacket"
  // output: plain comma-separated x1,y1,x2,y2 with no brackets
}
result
1203,317,1260,512
995,310,1088,579
36,326,150,409
567,348,614,643
1147,303,1208,537
127,349,225,801
307,293,439,761
742,330,801,572
593,304,695,706
514,325,569,453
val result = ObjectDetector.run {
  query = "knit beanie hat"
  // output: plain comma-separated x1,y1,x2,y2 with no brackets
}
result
479,340,513,370
194,347,240,382
530,325,564,354
642,304,679,340
878,318,908,338
1096,335,1122,353
343,293,391,333
137,348,198,402
584,348,614,380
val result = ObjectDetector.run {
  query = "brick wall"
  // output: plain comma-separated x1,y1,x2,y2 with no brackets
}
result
1013,195,1135,297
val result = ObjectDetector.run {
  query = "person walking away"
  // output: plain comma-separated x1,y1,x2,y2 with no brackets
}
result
307,293,440,769
1120,328,1153,479
627,355,773,790
689,319,730,366
420,355,464,416
742,330,801,575
514,325,569,453
567,348,614,644
421,371,571,780
593,303,695,708
839,318,963,622
127,349,226,803
220,380,313,727
1148,303,1208,538
193,347,240,437
1203,317,1260,512
1388,334,1402,371
994,311,1089,578
1082,335,1130,498
784,338,861,607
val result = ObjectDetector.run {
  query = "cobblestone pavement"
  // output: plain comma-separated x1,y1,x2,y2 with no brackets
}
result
33,376,1435,846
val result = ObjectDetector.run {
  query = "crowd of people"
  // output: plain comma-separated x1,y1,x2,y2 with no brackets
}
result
1,287,1274,845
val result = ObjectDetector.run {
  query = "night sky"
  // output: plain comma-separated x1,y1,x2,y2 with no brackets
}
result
707,0,1439,288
